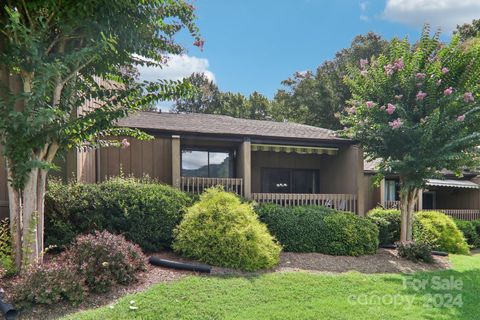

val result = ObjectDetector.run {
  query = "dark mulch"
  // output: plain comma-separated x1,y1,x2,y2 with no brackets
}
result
1,249,451,319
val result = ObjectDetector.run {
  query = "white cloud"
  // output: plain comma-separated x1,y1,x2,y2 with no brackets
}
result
137,54,215,83
360,1,370,22
360,1,369,12
360,15,370,22
383,0,480,32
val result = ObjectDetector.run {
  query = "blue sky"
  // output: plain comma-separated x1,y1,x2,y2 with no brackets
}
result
139,0,480,105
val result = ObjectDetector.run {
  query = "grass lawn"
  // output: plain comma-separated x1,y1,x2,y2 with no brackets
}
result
64,254,480,320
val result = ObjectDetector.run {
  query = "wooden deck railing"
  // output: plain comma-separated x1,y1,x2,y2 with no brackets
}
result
252,193,357,213
181,176,243,196
382,201,419,211
427,209,480,221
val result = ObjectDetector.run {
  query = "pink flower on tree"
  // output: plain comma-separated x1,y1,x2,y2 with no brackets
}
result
365,101,375,108
380,105,386,110
386,103,396,115
384,64,395,76
457,114,466,122
121,138,130,149
394,58,404,70
415,73,426,80
464,92,474,102
193,39,205,51
389,118,403,129
441,67,449,74
346,106,356,114
444,87,454,96
360,58,369,69
416,91,427,101
360,70,368,76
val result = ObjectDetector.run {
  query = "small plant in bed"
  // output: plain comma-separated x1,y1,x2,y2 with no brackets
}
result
256,204,379,256
397,241,434,263
173,187,281,271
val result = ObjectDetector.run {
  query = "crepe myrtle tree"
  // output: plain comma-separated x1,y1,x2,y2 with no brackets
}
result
341,28,480,242
0,0,202,270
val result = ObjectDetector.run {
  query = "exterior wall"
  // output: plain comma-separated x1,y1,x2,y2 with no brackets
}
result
99,136,172,184
432,187,480,210
363,174,381,212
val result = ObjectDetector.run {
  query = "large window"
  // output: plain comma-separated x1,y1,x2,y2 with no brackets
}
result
181,149,234,178
261,168,319,193
385,179,400,201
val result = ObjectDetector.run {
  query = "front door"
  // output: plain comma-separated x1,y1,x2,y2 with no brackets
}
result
422,191,436,209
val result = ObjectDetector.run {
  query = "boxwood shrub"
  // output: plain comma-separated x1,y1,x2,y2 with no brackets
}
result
45,177,192,251
256,204,379,256
367,208,470,254
173,187,281,271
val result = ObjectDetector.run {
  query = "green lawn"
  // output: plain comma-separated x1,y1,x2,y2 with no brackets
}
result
64,254,480,320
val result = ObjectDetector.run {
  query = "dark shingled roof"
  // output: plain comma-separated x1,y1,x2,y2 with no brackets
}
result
117,112,351,143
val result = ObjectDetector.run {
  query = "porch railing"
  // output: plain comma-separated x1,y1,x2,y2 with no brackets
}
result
427,209,480,221
181,176,243,196
252,193,357,213
382,200,419,211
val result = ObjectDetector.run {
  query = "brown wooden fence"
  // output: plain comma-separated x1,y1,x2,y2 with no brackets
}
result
429,209,480,221
252,193,357,213
181,177,243,196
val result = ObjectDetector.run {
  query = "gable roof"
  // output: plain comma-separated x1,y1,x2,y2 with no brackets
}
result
117,112,351,143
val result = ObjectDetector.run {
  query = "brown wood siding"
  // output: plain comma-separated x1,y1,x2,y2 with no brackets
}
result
363,174,381,213
434,187,480,210
99,137,172,184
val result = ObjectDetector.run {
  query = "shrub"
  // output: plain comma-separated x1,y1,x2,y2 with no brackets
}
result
367,208,401,245
414,211,469,254
454,219,480,248
45,177,192,251
64,231,147,293
173,187,281,271
257,204,379,256
366,208,470,254
0,219,15,277
397,241,434,263
13,262,85,307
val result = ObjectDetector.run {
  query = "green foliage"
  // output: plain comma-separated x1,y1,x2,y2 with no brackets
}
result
64,231,146,293
342,27,480,190
257,204,379,256
397,241,434,263
273,33,388,129
367,208,469,254
454,219,480,248
414,211,470,254
454,19,480,42
173,73,272,120
367,208,402,245
13,262,85,307
0,219,15,277
45,177,192,251
173,187,281,271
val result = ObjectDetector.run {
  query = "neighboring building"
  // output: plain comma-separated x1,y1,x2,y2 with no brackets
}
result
1,111,367,219
364,160,480,220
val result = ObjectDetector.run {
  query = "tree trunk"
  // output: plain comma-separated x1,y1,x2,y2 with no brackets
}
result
6,161,22,270
399,181,418,243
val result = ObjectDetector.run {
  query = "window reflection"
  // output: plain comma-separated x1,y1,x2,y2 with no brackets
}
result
181,149,233,178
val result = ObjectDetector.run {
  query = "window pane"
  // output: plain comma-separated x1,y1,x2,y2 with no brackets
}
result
182,150,208,177
385,180,397,201
261,169,290,193
292,170,318,193
209,152,232,178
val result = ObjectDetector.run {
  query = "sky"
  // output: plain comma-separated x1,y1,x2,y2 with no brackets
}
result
138,0,480,108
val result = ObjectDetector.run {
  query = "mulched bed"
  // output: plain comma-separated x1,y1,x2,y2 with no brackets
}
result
1,249,450,319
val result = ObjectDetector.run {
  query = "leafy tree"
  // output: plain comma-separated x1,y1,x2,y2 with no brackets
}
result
173,73,272,120
341,28,480,242
455,19,480,41
273,33,388,129
0,0,201,270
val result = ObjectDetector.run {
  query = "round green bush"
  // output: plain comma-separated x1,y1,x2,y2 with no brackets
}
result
454,219,480,248
414,211,469,254
173,187,281,271
45,177,192,251
257,204,379,256
367,208,401,245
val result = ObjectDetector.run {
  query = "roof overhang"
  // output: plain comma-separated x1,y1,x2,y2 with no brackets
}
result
251,143,338,155
426,179,479,189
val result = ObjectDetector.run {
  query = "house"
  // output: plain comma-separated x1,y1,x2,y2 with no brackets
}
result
0,111,368,219
364,160,480,220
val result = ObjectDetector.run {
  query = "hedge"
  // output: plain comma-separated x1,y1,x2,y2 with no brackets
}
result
367,208,470,254
256,204,378,256
45,177,192,251
173,187,281,271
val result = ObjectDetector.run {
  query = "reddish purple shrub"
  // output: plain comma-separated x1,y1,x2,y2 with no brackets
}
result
13,262,85,307
64,231,147,293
